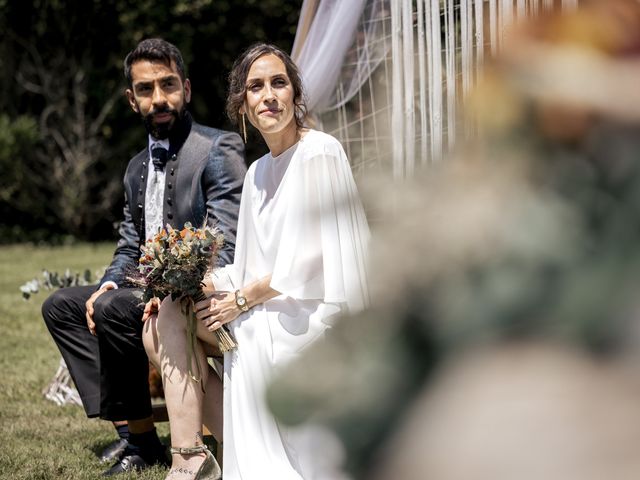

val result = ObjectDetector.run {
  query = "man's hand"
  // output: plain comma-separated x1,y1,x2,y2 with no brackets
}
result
85,284,115,336
142,297,161,322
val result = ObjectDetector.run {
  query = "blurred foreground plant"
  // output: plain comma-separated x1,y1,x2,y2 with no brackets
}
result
266,1,640,478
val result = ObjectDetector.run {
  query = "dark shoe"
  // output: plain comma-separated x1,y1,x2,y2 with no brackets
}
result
170,445,221,480
98,438,129,463
102,445,169,476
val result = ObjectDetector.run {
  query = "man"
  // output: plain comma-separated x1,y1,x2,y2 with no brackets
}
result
42,38,246,476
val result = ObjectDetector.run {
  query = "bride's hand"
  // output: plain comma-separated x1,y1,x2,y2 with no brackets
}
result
195,291,240,331
141,297,160,322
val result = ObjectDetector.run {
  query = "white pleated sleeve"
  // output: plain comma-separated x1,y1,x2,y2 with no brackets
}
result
268,133,370,313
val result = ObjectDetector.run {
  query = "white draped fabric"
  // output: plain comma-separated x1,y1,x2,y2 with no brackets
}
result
292,0,392,114
292,0,580,179
212,129,370,479
292,0,367,112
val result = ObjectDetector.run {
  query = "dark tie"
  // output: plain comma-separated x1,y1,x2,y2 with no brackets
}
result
151,145,168,172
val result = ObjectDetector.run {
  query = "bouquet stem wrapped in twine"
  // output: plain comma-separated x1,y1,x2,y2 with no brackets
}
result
128,222,237,390
181,290,236,385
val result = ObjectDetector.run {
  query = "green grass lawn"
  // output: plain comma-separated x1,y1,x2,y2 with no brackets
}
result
0,243,170,479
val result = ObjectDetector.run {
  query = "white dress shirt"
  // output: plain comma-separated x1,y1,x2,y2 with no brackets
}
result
144,136,170,242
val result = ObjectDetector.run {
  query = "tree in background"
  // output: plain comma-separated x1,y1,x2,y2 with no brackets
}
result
0,0,301,243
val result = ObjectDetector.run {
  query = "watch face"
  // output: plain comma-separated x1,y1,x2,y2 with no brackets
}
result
235,290,248,311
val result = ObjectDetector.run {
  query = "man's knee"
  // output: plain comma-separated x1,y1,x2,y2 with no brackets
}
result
41,291,57,325
93,290,143,336
42,288,76,328
93,294,120,335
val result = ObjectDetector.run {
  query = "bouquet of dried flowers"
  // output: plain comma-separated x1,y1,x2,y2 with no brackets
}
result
129,222,236,384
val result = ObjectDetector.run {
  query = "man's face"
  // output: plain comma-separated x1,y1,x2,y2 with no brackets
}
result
126,59,191,139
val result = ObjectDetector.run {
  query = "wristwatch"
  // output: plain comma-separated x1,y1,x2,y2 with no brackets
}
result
234,290,249,312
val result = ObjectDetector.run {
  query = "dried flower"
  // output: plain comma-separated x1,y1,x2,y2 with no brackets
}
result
128,222,236,385
132,222,225,303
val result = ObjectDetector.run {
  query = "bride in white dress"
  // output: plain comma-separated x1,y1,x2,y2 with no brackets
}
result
143,43,369,480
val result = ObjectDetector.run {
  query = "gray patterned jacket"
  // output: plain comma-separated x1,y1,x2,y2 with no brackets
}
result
100,112,246,287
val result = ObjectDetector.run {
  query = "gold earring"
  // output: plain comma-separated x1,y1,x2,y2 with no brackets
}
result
241,113,247,144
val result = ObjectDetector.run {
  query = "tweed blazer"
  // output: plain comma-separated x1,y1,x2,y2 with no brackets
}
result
100,113,246,287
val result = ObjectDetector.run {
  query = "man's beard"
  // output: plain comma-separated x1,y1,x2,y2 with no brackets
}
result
142,104,186,139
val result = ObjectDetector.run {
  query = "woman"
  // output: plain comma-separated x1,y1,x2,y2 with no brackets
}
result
143,43,369,480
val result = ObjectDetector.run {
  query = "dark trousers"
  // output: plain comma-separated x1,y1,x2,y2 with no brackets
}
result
42,285,151,421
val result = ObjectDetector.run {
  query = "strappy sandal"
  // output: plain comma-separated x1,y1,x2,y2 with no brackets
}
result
169,444,221,480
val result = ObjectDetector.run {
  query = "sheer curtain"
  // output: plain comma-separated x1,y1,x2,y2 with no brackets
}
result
292,0,389,113
292,0,580,179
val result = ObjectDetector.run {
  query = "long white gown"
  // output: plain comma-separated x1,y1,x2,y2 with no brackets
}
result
211,129,369,479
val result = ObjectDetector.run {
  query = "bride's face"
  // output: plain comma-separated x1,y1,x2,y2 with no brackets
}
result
241,54,296,136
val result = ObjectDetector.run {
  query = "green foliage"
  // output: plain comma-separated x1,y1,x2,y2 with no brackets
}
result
0,114,38,162
0,114,39,210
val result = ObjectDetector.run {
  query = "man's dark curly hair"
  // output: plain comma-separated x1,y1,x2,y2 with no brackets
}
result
123,38,187,87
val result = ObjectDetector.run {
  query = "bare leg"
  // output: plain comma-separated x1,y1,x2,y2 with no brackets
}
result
143,310,223,439
142,298,223,478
